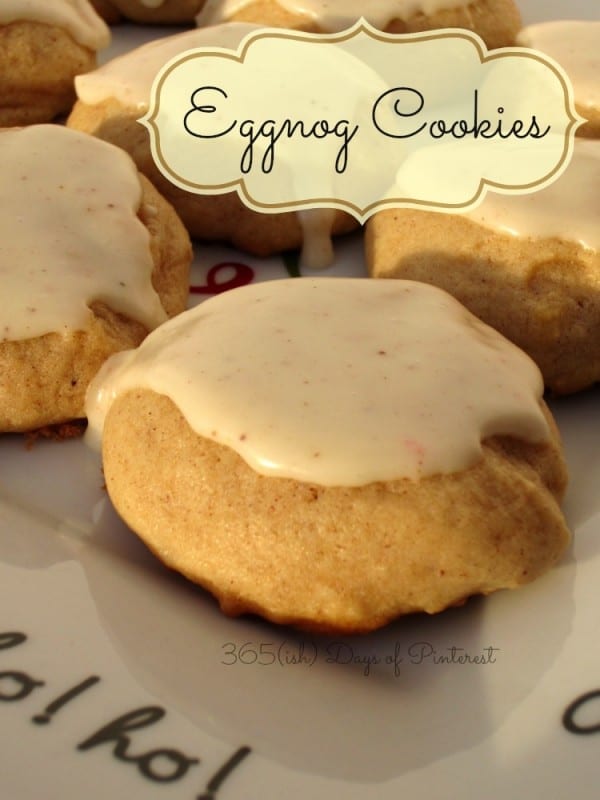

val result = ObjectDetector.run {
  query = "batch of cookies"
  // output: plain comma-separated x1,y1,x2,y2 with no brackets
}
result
1,0,597,634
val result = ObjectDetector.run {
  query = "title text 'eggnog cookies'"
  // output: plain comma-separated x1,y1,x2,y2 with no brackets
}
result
366,139,600,395
67,24,357,267
91,0,206,24
0,0,110,126
86,278,570,634
0,124,191,434
196,0,522,49
517,21,600,139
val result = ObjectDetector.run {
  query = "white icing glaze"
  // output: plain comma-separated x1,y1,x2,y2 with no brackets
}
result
86,278,550,485
466,139,599,251
196,0,473,31
296,209,337,268
517,21,600,114
0,125,167,343
75,23,258,110
0,0,110,51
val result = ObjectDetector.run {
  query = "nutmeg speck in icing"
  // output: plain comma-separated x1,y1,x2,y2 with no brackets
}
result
86,278,550,485
0,125,167,342
196,0,473,30
0,0,110,51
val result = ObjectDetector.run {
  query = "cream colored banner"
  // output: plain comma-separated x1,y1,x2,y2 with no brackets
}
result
140,21,583,221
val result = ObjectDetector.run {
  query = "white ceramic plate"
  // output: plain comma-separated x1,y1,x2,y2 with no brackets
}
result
1,2,599,798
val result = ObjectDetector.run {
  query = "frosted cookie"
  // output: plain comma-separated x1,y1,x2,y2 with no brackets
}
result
0,0,110,126
196,0,522,49
67,24,358,266
91,0,206,24
86,278,570,634
366,140,600,395
0,125,191,434
517,21,600,139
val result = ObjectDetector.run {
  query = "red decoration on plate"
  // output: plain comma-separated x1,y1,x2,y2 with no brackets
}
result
190,262,255,296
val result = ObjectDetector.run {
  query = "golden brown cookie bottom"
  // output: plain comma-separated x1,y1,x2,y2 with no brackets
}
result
0,22,96,126
0,175,191,433
101,389,570,634
577,105,600,139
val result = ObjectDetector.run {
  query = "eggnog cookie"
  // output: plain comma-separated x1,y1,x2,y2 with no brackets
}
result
0,0,110,126
0,125,191,434
196,0,522,49
366,140,600,395
67,24,357,266
86,278,570,634
517,21,600,139
91,0,206,24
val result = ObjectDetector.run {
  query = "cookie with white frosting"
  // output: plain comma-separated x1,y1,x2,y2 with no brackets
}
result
196,0,522,49
0,125,191,434
366,140,600,395
0,0,110,126
67,24,358,267
86,278,570,633
517,21,600,139
91,0,206,24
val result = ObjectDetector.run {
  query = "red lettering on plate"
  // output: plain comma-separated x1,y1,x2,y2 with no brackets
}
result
191,263,255,296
